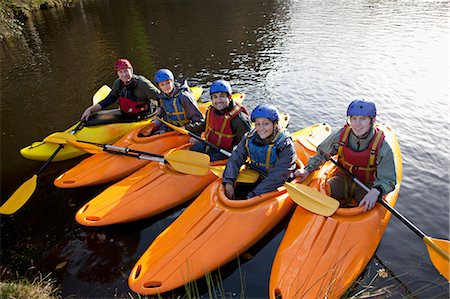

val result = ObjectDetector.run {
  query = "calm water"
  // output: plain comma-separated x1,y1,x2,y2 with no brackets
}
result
1,0,449,298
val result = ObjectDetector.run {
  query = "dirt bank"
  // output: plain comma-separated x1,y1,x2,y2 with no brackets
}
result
0,0,74,42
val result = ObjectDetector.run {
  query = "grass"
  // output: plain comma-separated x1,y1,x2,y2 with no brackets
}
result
0,267,61,299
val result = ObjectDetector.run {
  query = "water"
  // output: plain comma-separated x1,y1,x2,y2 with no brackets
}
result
1,0,449,297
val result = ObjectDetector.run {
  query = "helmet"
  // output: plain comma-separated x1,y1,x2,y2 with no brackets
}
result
210,80,232,95
251,104,280,122
154,69,174,83
114,58,132,71
347,99,376,118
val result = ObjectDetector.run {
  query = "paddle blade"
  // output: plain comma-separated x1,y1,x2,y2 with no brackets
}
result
44,132,76,144
165,150,211,176
285,182,340,217
66,140,104,154
231,93,245,104
0,175,38,215
93,85,111,104
423,237,450,281
209,166,260,183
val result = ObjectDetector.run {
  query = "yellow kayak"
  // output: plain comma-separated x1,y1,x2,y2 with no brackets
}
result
19,86,203,162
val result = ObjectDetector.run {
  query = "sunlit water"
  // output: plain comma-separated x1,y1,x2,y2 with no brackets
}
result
1,0,448,297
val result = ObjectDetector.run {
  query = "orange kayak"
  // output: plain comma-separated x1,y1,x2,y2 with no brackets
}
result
53,124,191,188
75,144,224,226
269,124,402,299
127,123,332,295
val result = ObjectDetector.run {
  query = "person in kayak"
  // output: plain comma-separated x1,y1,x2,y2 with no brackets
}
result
222,104,297,199
189,80,252,161
296,99,396,211
81,58,159,121
151,68,204,134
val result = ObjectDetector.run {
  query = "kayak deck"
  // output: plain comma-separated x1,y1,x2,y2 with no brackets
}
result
269,124,402,299
127,123,332,295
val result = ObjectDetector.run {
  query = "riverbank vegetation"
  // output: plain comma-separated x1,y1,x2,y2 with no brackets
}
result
0,0,73,42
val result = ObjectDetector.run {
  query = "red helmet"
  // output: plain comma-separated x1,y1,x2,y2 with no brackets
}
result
114,58,132,71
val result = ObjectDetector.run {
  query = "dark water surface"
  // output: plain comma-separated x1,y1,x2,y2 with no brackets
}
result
1,0,449,298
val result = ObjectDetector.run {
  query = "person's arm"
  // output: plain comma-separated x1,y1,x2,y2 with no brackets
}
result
180,92,204,122
222,136,248,186
80,85,119,121
248,138,297,197
230,112,252,146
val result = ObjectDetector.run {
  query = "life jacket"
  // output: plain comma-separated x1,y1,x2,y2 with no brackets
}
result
204,102,248,151
245,128,289,173
160,89,190,126
117,79,150,115
337,124,385,183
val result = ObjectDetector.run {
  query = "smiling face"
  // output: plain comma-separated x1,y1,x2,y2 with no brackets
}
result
158,79,174,95
349,115,372,137
211,92,231,111
117,67,133,84
254,117,275,139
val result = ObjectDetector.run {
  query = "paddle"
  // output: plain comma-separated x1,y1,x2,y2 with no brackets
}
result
0,86,111,215
158,117,340,216
328,157,450,281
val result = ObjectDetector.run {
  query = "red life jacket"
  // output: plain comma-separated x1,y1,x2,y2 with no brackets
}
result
204,103,248,151
118,80,149,115
337,125,385,183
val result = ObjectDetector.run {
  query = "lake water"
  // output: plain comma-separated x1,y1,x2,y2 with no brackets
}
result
1,0,448,298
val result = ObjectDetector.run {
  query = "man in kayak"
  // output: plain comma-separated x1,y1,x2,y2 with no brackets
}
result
151,68,204,134
189,79,252,161
222,104,297,199
81,58,159,121
296,99,396,211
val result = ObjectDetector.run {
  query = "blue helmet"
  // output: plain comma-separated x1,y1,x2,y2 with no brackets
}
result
251,104,280,122
210,80,232,95
154,69,174,84
347,99,376,118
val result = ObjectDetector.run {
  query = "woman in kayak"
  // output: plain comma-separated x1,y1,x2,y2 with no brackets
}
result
296,99,396,211
152,68,204,134
81,58,159,121
189,79,252,161
222,104,297,199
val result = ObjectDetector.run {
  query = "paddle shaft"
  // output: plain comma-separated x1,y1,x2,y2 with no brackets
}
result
73,139,165,159
328,158,433,241
103,148,164,163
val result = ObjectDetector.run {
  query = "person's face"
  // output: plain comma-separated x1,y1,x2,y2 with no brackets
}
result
349,115,372,137
211,92,231,111
158,80,174,95
117,67,133,84
255,118,275,139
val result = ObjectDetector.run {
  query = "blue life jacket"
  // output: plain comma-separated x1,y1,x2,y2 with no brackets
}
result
245,128,290,172
159,87,189,126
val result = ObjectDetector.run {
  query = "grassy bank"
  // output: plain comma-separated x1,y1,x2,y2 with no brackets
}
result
0,0,74,42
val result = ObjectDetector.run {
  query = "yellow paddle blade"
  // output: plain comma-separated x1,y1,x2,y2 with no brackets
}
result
279,113,290,129
66,140,103,154
165,150,211,176
285,182,340,217
423,236,450,281
93,85,111,105
231,93,245,104
0,175,38,215
209,166,260,183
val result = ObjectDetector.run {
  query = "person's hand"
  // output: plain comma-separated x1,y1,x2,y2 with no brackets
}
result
81,107,93,121
359,188,380,212
224,183,235,199
189,137,198,145
295,169,311,182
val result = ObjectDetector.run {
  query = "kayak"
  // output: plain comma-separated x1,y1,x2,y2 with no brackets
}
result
127,123,332,295
19,86,203,162
74,113,291,225
269,123,402,299
75,144,223,226
53,93,246,188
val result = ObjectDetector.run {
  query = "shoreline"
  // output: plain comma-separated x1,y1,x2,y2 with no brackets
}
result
0,0,74,42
